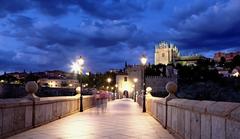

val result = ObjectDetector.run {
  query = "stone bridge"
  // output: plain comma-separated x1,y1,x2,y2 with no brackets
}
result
0,81,240,139
1,97,174,139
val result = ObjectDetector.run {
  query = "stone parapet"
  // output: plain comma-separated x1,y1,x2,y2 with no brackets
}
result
142,96,240,139
0,95,96,139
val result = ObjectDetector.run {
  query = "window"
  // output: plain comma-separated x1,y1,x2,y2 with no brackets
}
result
162,53,165,57
124,77,127,82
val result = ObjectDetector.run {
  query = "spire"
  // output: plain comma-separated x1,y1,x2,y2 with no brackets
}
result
124,61,128,68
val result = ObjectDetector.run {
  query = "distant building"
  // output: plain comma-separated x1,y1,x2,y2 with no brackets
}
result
116,64,177,98
154,41,180,65
38,78,79,88
175,55,209,66
7,71,28,80
45,70,67,79
231,67,240,77
108,69,121,73
214,51,240,62
116,65,144,98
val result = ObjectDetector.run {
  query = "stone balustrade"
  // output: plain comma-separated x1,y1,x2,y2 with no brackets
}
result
138,81,240,139
0,95,95,138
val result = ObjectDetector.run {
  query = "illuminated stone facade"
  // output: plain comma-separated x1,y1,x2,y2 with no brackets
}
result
116,65,177,98
155,41,180,65
38,78,79,88
116,65,144,98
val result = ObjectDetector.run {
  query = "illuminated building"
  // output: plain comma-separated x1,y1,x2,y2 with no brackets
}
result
155,41,180,65
38,78,79,88
214,51,240,62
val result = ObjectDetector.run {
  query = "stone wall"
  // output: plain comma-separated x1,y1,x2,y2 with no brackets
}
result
146,76,177,92
139,95,240,139
0,95,95,138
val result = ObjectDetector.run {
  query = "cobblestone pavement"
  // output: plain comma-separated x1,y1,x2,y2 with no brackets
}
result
8,99,175,139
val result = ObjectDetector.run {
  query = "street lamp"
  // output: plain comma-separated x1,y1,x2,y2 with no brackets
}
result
115,84,118,99
133,78,138,102
140,55,147,112
71,56,84,112
107,78,111,91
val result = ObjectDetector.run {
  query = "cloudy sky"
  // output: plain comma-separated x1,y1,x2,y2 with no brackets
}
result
0,0,240,73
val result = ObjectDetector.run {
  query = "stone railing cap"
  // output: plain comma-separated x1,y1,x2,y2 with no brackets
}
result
206,101,240,117
167,99,216,113
35,95,80,104
0,98,33,108
230,106,240,122
149,96,166,104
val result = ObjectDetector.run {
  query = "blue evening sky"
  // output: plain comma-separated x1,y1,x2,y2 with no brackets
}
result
0,0,239,73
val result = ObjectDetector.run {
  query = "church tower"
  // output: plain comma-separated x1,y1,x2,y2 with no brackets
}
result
154,41,179,65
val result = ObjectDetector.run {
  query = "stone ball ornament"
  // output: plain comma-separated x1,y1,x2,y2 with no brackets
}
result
166,81,177,95
76,86,81,94
25,81,40,100
25,81,38,94
146,87,152,93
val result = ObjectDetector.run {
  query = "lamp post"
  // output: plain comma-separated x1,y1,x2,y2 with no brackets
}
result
107,78,111,91
71,56,84,112
140,55,147,112
133,78,138,102
115,84,118,99
107,78,111,100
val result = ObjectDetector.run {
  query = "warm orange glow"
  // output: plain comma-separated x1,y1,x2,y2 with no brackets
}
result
107,78,111,83
133,78,138,83
146,87,152,93
76,86,81,93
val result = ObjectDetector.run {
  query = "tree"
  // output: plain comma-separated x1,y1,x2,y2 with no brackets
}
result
219,57,226,66
25,74,39,82
232,55,240,67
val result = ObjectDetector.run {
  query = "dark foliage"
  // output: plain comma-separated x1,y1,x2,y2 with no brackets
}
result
145,64,166,76
151,91,168,98
0,84,27,98
177,58,240,102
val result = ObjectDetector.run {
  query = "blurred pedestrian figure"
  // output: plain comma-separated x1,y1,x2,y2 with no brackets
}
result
100,91,108,113
94,91,101,114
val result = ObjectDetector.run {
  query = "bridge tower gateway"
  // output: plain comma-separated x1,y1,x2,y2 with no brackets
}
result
116,65,144,99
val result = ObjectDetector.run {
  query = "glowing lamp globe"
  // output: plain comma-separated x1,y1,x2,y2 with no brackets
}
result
140,55,147,65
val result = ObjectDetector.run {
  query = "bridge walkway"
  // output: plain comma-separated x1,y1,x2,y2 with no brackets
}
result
8,99,174,139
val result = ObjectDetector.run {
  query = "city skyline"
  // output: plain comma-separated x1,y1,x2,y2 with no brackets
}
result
0,0,240,73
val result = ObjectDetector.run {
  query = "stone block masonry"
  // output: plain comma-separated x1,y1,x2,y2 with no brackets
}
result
138,95,240,139
0,95,96,139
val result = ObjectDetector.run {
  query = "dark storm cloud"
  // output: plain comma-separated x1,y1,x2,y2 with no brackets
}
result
0,0,240,72
33,0,76,16
167,0,240,52
76,0,146,20
8,15,34,28
0,0,30,18
3,18,142,50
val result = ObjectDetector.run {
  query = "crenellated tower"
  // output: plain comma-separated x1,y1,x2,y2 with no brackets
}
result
154,41,180,65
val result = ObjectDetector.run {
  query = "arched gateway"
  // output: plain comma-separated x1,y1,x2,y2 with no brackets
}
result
123,90,129,98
